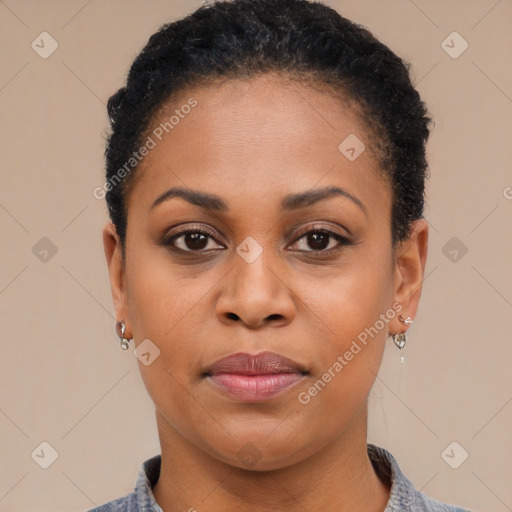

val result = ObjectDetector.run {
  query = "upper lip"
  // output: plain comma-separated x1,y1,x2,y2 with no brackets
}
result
204,351,308,376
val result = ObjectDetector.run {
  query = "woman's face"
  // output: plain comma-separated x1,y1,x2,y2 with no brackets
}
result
104,74,427,470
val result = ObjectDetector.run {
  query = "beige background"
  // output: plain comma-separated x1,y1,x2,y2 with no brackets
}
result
0,0,511,511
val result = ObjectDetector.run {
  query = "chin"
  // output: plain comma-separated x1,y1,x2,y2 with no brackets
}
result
207,430,323,472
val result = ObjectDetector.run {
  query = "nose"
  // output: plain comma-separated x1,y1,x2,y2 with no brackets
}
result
215,250,296,330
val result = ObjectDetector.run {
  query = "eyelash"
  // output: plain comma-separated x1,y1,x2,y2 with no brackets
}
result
161,224,351,257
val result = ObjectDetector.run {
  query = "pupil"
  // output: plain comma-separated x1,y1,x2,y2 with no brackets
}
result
186,232,207,250
308,232,328,250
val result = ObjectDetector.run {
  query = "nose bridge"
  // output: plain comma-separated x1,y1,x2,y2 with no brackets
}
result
216,238,295,328
234,243,278,294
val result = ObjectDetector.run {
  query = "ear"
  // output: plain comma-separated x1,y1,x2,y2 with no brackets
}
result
389,219,429,334
103,222,132,338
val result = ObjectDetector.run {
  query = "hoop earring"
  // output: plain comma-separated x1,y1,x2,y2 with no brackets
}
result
115,321,131,350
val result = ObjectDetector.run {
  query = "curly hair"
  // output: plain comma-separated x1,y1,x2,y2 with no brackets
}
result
104,0,431,249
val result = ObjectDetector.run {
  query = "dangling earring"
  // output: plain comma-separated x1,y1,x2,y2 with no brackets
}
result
392,315,414,364
392,332,407,363
116,321,131,350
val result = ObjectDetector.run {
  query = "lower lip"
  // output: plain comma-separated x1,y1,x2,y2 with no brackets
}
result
208,373,305,402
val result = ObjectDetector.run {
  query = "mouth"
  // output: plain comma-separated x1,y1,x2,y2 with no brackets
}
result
203,351,309,403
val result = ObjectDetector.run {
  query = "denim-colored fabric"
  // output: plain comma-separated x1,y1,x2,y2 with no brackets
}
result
88,443,470,511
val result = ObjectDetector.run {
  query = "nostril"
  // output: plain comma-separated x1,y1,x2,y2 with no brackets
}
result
266,314,282,321
226,312,239,321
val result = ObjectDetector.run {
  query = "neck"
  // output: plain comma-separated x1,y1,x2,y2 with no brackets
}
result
152,407,390,512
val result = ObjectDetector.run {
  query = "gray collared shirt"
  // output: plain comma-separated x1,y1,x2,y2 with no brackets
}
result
87,443,470,511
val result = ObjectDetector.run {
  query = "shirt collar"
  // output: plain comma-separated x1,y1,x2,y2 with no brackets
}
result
135,454,164,511
367,443,417,511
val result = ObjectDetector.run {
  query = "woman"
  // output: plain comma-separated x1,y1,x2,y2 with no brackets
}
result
92,0,469,510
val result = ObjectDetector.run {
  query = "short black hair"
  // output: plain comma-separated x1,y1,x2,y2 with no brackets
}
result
104,0,431,249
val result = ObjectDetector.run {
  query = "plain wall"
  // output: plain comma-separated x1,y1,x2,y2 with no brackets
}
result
0,1,511,510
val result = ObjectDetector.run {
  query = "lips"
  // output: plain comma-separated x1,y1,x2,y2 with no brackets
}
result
205,351,307,376
204,351,308,402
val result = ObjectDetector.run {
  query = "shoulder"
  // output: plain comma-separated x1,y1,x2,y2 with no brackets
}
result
86,492,137,512
412,491,470,512
367,444,471,512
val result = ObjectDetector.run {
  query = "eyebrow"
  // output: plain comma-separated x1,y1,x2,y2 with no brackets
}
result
150,185,367,216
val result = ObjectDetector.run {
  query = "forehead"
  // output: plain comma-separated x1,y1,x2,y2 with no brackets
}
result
149,73,371,155
128,74,388,214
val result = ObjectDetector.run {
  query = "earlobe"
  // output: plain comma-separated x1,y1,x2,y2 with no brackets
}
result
390,219,429,332
102,222,132,337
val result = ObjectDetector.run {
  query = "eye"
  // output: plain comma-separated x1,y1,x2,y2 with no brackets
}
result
288,227,350,253
163,226,225,253
161,224,350,255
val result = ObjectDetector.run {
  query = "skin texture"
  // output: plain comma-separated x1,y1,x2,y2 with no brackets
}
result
103,74,428,512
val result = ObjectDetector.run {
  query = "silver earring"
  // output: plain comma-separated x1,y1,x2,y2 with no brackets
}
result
399,315,413,326
392,332,407,364
116,321,131,350
393,315,412,364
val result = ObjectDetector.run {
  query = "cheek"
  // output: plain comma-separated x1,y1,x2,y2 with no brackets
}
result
297,245,393,399
123,245,209,392
305,247,393,346
125,254,209,442
125,241,205,341
291,291,390,451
